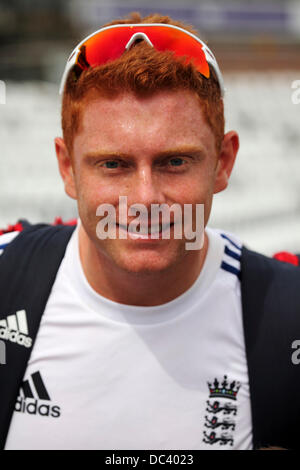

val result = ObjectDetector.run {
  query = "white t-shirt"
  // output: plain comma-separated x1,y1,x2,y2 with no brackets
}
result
2,223,252,450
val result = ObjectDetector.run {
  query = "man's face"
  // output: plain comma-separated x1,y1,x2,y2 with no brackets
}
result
59,89,236,274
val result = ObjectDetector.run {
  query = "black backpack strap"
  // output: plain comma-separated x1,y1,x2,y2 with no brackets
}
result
241,246,300,450
0,223,76,449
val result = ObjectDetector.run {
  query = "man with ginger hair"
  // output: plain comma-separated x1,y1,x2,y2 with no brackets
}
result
0,12,300,451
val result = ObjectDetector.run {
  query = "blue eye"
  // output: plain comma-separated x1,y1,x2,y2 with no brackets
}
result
104,161,119,169
169,158,184,166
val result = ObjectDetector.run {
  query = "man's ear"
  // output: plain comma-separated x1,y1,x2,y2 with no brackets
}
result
55,137,77,200
213,131,239,194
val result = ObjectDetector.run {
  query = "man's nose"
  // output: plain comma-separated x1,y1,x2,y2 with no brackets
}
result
128,166,166,208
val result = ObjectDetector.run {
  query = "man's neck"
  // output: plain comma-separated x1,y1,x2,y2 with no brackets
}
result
78,226,209,307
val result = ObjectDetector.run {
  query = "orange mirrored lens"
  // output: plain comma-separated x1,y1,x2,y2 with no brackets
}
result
76,26,210,78
140,27,209,78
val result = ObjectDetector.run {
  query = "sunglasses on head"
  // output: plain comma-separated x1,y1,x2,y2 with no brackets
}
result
59,23,225,97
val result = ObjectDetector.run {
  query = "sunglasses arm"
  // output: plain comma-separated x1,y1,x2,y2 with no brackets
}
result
206,56,225,98
59,48,79,95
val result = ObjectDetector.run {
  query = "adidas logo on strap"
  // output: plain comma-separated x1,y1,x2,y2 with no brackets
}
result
16,371,61,418
0,309,32,348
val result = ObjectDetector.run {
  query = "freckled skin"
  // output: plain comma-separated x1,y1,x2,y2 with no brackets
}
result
55,89,239,305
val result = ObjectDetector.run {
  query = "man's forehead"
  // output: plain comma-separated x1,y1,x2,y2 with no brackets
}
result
73,88,215,158
80,88,203,120
78,89,208,140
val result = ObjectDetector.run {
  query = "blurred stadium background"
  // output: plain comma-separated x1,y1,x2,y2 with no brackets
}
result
0,0,299,255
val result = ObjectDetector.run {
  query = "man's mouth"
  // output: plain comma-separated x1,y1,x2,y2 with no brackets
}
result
117,222,174,237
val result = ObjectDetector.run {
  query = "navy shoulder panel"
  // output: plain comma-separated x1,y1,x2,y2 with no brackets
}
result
0,222,76,449
241,246,300,450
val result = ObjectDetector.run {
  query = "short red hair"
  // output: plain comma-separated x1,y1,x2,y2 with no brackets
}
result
61,12,224,156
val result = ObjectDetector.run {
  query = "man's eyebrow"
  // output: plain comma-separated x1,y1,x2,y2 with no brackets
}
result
83,151,130,161
84,147,206,161
155,147,206,159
